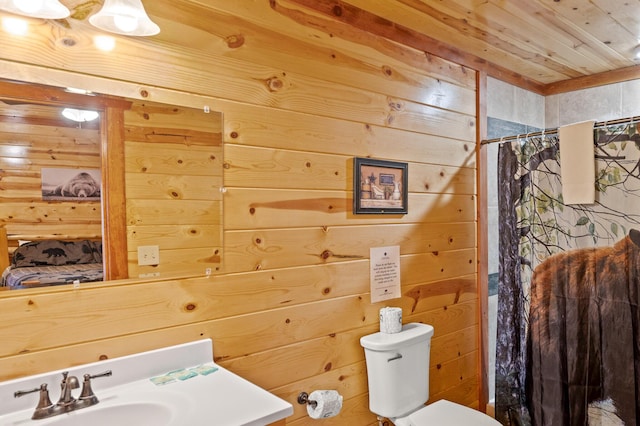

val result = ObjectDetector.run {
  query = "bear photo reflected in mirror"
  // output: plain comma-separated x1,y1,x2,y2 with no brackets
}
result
41,168,101,201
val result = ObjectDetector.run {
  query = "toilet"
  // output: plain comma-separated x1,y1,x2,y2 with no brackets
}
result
360,322,500,426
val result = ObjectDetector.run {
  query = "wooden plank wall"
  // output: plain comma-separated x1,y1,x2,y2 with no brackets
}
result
0,101,102,244
0,1,479,424
124,100,223,277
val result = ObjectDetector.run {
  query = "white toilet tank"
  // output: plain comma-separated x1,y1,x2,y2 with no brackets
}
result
360,322,434,419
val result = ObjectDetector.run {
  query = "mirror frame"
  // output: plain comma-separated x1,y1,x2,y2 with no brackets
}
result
0,79,131,280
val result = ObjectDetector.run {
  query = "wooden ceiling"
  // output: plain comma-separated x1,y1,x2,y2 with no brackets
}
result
287,0,640,94
46,0,640,95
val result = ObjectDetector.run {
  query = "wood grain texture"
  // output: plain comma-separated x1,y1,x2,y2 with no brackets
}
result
0,99,104,258
0,228,8,273
223,104,477,167
102,106,128,280
224,222,475,272
124,99,223,277
224,145,476,193
0,0,483,420
284,0,640,92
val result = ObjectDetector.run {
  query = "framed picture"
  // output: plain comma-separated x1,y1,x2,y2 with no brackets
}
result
41,168,101,201
353,157,408,214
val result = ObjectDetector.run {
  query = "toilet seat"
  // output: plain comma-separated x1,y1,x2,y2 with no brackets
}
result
396,400,501,426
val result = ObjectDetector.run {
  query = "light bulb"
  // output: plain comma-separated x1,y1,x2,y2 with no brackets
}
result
113,14,138,33
2,16,28,35
88,0,159,36
14,0,44,15
94,35,116,51
62,108,100,122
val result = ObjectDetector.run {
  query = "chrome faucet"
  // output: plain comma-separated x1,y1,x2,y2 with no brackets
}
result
14,370,112,420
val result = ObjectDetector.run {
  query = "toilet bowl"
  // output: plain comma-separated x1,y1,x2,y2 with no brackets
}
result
360,322,500,426
392,400,500,426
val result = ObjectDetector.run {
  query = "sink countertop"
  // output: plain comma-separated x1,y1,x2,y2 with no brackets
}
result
0,339,293,426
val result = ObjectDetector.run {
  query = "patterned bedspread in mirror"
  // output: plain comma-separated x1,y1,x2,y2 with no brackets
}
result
1,239,103,289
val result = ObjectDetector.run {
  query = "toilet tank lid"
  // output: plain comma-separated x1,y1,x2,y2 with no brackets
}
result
360,322,434,351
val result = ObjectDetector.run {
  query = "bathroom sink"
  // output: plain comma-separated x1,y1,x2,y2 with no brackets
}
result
35,385,192,426
0,339,293,426
41,401,175,426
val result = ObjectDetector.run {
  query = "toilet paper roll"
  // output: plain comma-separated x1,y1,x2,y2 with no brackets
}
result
379,307,402,333
307,390,343,419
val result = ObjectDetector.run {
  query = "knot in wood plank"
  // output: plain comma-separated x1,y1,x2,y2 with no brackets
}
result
226,34,245,49
61,38,76,47
388,99,403,111
266,77,284,92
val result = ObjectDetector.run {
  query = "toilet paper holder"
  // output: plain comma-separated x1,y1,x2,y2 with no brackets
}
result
297,391,317,409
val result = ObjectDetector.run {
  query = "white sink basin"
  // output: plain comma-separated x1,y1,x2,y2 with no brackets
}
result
37,387,194,426
0,339,293,426
41,402,175,426
39,390,190,426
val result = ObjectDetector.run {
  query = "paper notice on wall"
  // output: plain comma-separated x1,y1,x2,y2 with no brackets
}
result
370,246,401,303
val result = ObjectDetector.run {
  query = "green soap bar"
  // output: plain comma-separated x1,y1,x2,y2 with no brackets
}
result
189,364,219,376
169,369,198,381
150,375,176,386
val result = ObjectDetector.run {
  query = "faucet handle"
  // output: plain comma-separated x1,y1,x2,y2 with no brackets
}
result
14,385,41,399
14,384,55,419
79,370,112,403
87,370,113,380
15,383,52,406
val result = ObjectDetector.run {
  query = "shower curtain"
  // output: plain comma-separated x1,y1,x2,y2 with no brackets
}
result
494,122,640,426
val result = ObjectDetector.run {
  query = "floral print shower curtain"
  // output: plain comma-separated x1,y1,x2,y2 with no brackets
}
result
494,122,640,426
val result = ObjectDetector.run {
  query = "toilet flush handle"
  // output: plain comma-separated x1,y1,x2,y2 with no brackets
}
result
387,353,403,362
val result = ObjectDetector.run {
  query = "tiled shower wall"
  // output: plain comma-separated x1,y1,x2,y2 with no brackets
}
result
546,80,640,127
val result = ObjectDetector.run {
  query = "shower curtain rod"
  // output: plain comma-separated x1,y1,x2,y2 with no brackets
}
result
480,115,640,145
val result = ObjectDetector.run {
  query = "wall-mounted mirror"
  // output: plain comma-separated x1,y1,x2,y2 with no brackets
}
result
0,79,223,292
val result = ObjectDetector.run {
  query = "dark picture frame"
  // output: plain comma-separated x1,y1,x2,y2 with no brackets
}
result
353,157,408,214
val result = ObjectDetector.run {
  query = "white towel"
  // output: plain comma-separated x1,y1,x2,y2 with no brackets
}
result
558,120,596,205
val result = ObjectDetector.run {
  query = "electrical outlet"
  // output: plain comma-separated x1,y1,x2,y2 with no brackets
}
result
138,245,160,266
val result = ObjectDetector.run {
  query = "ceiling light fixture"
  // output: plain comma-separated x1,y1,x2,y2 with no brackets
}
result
89,0,159,37
62,108,100,123
0,0,70,19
